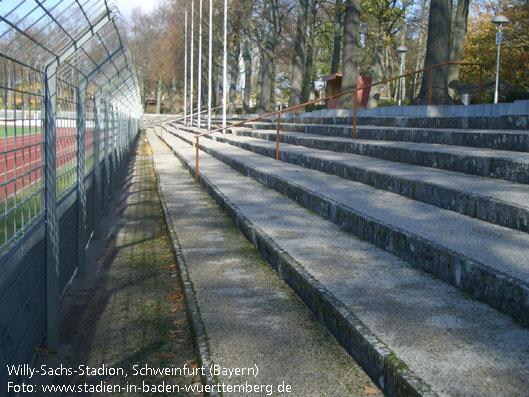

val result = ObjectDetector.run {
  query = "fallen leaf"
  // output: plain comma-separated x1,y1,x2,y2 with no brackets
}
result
154,305,163,310
157,353,172,359
364,386,381,394
168,294,182,301
168,264,176,269
172,308,179,313
186,360,198,368
157,375,166,379
304,321,313,326
174,319,186,325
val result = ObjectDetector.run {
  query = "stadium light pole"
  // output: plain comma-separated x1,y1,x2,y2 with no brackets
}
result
189,0,194,126
207,0,212,130
184,9,188,125
198,0,203,128
222,0,227,129
492,14,509,104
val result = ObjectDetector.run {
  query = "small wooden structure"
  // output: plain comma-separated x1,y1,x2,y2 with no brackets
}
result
322,73,372,109
322,73,342,109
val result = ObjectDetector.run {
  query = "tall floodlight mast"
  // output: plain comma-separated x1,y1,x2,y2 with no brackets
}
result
198,0,203,128
189,0,194,126
222,0,227,129
208,0,213,130
184,9,188,124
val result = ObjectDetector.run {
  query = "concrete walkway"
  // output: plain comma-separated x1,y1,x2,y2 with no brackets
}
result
28,135,201,396
147,129,380,396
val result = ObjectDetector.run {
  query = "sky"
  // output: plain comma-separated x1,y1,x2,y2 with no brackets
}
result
114,0,158,21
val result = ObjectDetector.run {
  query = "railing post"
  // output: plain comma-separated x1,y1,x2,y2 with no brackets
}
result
76,83,87,277
44,63,59,348
428,68,433,105
93,94,101,239
103,99,109,216
195,136,199,184
110,104,117,200
276,112,281,160
353,91,357,139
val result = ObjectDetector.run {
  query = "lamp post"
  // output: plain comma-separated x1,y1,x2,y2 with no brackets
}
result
396,45,408,106
492,14,509,104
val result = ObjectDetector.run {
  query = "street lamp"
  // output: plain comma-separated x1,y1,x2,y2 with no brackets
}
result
492,14,509,104
396,45,408,106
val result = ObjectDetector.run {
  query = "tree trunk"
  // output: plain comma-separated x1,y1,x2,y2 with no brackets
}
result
256,0,279,114
242,33,252,113
337,0,360,108
330,0,343,74
156,77,162,113
270,60,276,109
170,76,176,112
288,0,309,108
416,0,453,104
447,0,470,99
301,0,317,103
228,40,241,113
367,39,384,108
412,0,428,99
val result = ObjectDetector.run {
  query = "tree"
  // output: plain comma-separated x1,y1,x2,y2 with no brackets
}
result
447,0,470,98
461,0,529,93
415,0,453,104
288,0,309,107
255,0,281,113
330,0,344,74
338,0,361,108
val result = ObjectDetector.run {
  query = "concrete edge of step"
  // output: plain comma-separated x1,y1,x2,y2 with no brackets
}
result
155,128,438,397
220,127,529,234
148,131,220,397
164,124,529,329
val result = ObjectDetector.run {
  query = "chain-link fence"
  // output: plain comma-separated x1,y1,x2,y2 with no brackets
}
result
0,1,143,393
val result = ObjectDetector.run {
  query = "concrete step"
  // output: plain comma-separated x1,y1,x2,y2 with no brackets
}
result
206,126,529,185
240,121,529,152
287,114,529,131
163,124,529,328
152,127,529,397
173,125,529,234
220,107,529,131
147,130,381,397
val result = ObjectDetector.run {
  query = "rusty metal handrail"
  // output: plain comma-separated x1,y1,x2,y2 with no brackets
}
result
192,61,483,184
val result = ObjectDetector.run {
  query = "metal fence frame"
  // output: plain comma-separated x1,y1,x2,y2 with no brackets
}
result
0,1,143,392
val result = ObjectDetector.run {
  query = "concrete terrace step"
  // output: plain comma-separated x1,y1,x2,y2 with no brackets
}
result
209,126,529,185
152,128,529,397
147,130,381,397
175,125,529,234
240,121,529,152
223,111,529,131
163,124,529,328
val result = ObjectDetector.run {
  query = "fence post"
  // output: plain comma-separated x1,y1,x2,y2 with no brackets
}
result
93,94,101,239
110,104,117,200
103,100,110,216
44,63,60,348
76,84,87,277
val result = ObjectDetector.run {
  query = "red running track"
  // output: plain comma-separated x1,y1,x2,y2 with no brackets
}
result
0,127,95,201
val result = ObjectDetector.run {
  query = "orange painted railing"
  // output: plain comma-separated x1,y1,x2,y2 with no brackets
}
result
192,61,483,184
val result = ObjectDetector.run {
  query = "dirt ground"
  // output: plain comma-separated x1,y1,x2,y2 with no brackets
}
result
28,134,201,396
